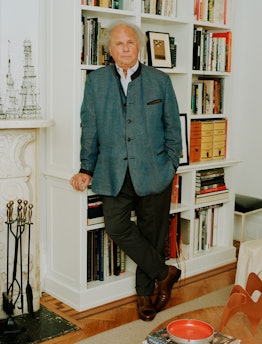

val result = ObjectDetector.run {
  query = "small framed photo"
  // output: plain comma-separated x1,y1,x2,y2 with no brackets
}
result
179,113,189,166
146,31,172,68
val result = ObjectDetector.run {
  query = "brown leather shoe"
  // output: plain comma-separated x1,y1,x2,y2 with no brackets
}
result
154,265,181,312
137,295,156,321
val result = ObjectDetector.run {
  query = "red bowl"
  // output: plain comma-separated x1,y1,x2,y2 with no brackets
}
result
167,319,214,344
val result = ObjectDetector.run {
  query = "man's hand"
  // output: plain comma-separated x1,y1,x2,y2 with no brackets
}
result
70,173,91,191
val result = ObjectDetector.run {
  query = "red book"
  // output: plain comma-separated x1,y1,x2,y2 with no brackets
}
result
169,214,179,258
171,174,181,204
197,185,227,195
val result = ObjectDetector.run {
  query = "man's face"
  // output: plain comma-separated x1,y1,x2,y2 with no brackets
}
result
109,25,140,70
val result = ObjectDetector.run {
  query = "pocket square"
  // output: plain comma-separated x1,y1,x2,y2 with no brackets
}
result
147,99,163,105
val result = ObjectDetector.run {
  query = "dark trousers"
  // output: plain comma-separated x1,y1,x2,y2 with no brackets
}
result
102,170,172,295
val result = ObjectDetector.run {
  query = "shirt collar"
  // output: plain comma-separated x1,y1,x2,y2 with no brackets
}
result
115,61,139,79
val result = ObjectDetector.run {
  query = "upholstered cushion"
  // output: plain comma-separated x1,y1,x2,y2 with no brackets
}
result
235,194,262,213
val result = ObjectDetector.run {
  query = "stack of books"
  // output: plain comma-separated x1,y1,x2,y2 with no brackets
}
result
195,167,229,204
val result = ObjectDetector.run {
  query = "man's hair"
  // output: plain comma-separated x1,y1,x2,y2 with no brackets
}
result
101,21,147,51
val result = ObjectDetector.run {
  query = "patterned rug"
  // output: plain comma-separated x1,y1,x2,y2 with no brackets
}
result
0,306,79,344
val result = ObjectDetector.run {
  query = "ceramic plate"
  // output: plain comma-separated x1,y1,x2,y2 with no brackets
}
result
167,319,214,344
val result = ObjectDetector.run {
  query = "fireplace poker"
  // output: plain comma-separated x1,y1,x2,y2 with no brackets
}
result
26,203,34,316
18,200,25,313
2,201,15,317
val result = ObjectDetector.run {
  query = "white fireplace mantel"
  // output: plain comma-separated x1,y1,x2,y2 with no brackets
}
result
0,118,54,129
0,117,54,319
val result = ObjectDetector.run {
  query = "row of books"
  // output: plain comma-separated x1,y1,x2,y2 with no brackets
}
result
193,28,232,72
81,17,111,65
194,0,228,25
81,0,123,8
142,0,177,17
190,119,227,163
191,77,224,115
169,204,226,260
194,204,222,253
87,228,125,282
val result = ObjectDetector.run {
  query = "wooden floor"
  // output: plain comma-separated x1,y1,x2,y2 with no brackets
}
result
40,262,236,344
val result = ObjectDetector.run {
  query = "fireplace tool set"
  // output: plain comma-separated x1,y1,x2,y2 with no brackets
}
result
2,199,34,334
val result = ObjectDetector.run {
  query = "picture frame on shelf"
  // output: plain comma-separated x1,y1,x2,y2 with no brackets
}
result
179,113,189,166
146,31,172,68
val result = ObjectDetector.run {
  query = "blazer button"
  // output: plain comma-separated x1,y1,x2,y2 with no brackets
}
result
127,137,131,142
127,119,131,124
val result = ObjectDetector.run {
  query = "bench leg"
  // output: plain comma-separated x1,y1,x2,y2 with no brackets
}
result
240,214,246,242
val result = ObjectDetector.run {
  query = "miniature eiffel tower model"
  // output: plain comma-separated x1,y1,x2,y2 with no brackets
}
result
19,39,40,117
4,43,18,118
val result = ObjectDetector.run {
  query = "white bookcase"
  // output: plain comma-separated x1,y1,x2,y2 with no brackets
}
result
44,0,237,311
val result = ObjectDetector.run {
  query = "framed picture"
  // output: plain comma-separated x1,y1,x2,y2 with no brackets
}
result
146,31,172,68
179,114,189,166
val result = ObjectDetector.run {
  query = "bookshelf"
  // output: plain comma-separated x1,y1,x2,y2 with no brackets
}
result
44,0,237,311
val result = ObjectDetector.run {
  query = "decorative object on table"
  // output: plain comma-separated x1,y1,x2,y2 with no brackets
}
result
1,200,34,335
0,40,41,120
219,272,262,335
146,327,240,344
167,319,214,344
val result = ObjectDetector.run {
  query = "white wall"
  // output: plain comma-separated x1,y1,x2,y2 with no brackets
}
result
231,1,262,240
0,0,45,110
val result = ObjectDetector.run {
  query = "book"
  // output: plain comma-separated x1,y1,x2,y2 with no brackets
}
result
87,193,104,225
180,218,190,245
146,328,241,344
200,79,214,114
169,36,177,68
169,213,179,258
113,0,123,9
191,82,203,114
196,185,227,195
193,216,200,255
195,190,229,204
171,174,181,204
193,27,203,70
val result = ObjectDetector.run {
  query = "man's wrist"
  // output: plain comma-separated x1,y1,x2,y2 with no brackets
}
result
79,168,93,177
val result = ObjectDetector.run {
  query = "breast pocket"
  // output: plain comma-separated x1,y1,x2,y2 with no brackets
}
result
147,99,163,105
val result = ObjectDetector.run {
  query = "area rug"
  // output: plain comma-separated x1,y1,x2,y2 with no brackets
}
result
77,285,233,344
0,306,79,344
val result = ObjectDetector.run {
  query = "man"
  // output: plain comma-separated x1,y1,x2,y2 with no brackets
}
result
70,22,182,321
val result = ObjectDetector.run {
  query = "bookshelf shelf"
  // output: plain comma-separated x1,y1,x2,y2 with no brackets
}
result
45,0,236,311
